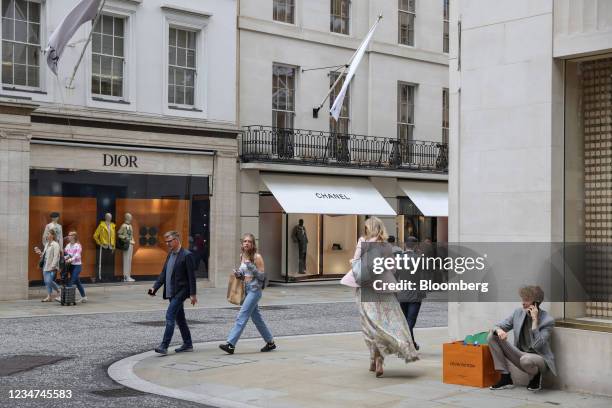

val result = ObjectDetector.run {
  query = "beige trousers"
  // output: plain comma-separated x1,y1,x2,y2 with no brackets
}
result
487,330,547,376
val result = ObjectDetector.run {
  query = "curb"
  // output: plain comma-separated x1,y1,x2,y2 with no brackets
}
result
108,328,448,408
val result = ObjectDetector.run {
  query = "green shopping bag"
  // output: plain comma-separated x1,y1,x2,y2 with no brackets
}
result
463,331,489,345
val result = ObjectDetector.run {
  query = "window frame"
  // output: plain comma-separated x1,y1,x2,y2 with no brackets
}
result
1,0,44,92
330,0,350,36
329,70,350,135
161,8,209,117
397,81,416,143
442,87,449,144
443,0,449,53
167,26,198,109
272,62,297,129
90,13,127,101
86,2,137,110
398,0,416,47
273,0,295,25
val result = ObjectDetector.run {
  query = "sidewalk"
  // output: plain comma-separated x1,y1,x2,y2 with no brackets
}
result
0,283,354,319
109,328,612,408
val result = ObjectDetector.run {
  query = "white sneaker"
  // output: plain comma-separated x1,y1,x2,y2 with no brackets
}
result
126,277,135,282
79,297,88,303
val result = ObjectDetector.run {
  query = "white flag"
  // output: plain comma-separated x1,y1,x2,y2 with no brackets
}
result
45,0,102,75
330,16,382,121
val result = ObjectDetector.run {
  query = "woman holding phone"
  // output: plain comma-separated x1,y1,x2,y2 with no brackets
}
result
219,233,276,354
34,229,61,302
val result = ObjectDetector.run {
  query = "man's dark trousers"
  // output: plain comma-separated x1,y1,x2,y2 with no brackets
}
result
400,302,422,342
161,287,192,348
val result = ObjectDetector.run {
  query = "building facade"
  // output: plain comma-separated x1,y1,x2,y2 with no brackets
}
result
238,0,450,282
0,0,239,300
449,0,612,396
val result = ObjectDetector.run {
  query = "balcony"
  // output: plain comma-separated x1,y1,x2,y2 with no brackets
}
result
239,126,448,173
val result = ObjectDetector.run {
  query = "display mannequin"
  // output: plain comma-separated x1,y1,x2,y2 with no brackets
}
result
43,212,63,247
117,213,136,282
93,213,116,281
292,219,308,274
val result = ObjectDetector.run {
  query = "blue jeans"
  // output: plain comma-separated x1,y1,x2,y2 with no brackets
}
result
43,270,60,295
227,287,273,346
400,302,422,344
161,288,192,349
68,265,86,297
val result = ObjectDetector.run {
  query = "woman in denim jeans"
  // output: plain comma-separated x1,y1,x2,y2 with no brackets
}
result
219,233,276,354
34,229,61,302
65,231,87,303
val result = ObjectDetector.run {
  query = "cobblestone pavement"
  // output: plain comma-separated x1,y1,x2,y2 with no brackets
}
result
0,301,448,407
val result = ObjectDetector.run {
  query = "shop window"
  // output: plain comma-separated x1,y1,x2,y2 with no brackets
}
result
564,57,612,324
1,0,41,89
29,170,210,284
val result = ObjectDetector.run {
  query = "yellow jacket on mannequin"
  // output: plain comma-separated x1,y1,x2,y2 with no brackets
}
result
93,221,116,248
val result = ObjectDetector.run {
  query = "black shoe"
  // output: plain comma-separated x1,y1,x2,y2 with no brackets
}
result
154,346,168,355
414,342,420,351
219,343,235,354
490,374,514,390
261,341,276,352
175,344,193,353
527,372,542,391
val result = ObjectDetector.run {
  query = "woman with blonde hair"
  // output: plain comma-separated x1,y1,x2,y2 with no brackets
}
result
65,231,87,303
219,233,276,354
352,216,418,377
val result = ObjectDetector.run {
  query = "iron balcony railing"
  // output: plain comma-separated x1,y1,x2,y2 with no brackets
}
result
240,126,448,172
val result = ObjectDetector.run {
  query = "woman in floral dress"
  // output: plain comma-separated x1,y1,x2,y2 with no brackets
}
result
353,217,418,377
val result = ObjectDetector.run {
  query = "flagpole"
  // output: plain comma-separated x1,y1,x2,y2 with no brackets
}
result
312,14,382,118
312,64,349,118
66,0,106,89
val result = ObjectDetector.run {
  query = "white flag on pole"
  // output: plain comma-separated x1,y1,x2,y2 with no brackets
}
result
45,0,102,75
330,15,382,121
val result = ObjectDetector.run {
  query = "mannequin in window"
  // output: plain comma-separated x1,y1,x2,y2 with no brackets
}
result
117,213,136,282
93,213,116,281
43,212,63,249
292,219,308,274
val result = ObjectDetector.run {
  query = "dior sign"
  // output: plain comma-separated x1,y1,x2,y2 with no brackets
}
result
103,154,139,168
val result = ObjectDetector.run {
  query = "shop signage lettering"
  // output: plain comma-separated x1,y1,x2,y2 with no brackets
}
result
315,193,351,200
103,154,139,168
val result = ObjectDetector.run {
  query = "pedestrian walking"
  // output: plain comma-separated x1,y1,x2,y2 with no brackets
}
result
64,231,87,303
35,229,61,302
219,233,276,354
353,217,418,377
397,236,426,350
149,231,197,355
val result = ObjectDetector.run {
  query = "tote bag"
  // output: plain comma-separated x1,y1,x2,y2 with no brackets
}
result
227,273,245,305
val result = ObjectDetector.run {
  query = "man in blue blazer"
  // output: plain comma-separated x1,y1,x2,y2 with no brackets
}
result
488,285,556,392
149,231,198,355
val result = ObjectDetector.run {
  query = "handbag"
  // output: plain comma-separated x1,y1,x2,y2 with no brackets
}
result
116,236,129,251
351,258,362,285
227,273,245,305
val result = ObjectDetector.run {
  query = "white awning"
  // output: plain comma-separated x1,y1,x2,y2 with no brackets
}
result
261,173,395,215
398,180,448,217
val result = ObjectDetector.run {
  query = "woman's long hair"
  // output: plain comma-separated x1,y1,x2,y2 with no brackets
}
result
364,216,388,242
241,233,257,262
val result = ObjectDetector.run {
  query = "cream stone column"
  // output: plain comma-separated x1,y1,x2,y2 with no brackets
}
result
0,101,38,301
209,153,239,288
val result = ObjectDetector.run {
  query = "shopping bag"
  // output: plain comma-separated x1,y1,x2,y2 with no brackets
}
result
442,341,500,387
227,273,245,305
